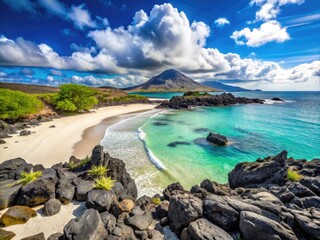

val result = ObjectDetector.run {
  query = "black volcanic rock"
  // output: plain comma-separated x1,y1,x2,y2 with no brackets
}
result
126,69,217,92
158,93,264,109
206,132,228,146
272,97,284,101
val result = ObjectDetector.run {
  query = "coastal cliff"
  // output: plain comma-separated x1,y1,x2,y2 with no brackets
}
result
0,146,319,239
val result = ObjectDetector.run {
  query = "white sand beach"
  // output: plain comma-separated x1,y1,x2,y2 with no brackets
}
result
0,103,156,167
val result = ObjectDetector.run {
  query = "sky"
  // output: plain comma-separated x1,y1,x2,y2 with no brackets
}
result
0,0,319,90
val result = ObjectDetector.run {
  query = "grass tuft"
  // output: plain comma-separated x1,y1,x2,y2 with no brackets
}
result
8,170,43,187
287,169,303,182
88,165,108,177
67,156,91,170
93,176,116,191
151,197,161,205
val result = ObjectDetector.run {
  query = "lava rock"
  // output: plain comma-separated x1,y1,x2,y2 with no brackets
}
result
167,141,191,147
64,209,108,240
0,205,37,226
86,189,116,212
206,132,228,146
0,158,33,181
47,233,64,240
43,198,61,216
125,212,153,231
20,130,31,136
100,211,117,232
272,97,284,101
75,180,94,201
0,228,15,240
56,178,75,205
21,232,45,240
0,180,22,210
163,182,185,200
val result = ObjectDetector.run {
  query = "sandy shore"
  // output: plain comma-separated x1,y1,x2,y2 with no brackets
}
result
0,104,156,167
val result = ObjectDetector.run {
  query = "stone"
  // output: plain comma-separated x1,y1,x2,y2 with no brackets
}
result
21,232,45,240
90,145,109,167
111,223,137,239
271,97,284,101
0,180,22,210
0,229,15,240
187,218,233,240
75,180,94,201
100,211,117,232
204,195,239,231
206,132,228,146
43,198,61,216
0,205,37,226
287,182,316,198
125,212,153,231
86,189,116,212
168,194,203,235
200,179,230,196
20,130,31,136
0,158,33,181
0,139,6,144
32,164,45,172
163,182,185,200
249,192,283,205
131,206,145,216
228,150,288,189
156,200,169,218
47,233,64,240
239,211,297,240
291,210,320,240
300,177,320,195
136,195,152,210
64,209,108,240
117,199,135,212
56,178,75,204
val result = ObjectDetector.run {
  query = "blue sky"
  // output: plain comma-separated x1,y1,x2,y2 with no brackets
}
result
0,0,319,90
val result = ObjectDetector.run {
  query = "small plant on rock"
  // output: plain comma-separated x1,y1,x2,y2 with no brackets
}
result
287,169,302,182
67,156,91,170
88,165,108,177
151,197,161,205
93,176,115,191
8,170,43,186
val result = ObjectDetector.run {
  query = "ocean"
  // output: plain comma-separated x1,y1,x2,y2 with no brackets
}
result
101,92,320,196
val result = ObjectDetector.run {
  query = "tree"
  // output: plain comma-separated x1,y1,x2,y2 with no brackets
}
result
54,84,98,112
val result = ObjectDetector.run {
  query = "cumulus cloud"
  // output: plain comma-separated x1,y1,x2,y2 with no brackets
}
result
0,3,318,90
2,0,97,30
231,20,290,47
214,18,230,27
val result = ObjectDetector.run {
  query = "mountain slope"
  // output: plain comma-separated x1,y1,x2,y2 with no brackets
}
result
126,69,219,92
201,81,255,92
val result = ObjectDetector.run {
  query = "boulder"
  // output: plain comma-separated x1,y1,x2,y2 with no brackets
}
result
0,139,6,144
187,218,233,240
206,132,228,146
75,180,94,201
271,97,284,101
90,145,109,167
0,158,33,181
287,182,316,198
16,176,56,206
291,210,320,240
64,209,108,240
239,211,297,240
43,198,61,216
56,178,75,204
100,212,117,232
200,179,230,196
86,189,116,212
300,177,320,195
228,150,288,189
47,233,64,240
21,233,45,240
136,195,152,210
117,199,135,213
0,180,22,210
0,205,37,226
125,212,153,231
20,130,31,136
110,223,137,239
204,195,239,230
168,194,203,235
163,182,185,200
156,200,169,218
0,229,15,240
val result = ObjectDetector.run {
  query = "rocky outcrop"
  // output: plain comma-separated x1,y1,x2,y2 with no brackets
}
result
158,93,264,109
272,97,284,101
206,132,228,146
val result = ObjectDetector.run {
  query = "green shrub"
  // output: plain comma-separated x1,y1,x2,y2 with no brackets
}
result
183,91,210,97
67,156,91,170
151,197,161,205
8,170,43,186
88,165,108,177
0,89,44,119
93,176,116,191
53,84,98,112
287,169,303,182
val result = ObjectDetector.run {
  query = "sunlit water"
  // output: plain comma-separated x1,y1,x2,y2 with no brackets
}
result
102,92,320,195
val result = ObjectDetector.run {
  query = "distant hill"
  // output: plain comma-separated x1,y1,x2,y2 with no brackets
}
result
201,81,259,92
125,69,219,92
0,82,59,94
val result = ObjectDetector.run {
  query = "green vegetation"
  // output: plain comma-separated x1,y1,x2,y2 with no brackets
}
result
67,156,91,170
287,169,303,182
88,165,108,177
151,197,161,205
99,94,149,105
0,89,44,119
9,170,43,186
183,91,211,97
93,176,116,191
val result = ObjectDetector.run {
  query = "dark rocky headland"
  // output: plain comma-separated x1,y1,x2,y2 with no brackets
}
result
0,145,319,240
157,93,265,109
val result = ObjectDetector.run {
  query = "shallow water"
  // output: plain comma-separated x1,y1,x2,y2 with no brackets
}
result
102,92,320,194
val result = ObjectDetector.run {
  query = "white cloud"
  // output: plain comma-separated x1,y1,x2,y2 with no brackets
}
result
231,20,290,47
68,4,96,29
214,18,230,27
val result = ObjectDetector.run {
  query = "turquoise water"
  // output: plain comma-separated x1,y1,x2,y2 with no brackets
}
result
130,92,185,99
103,92,320,192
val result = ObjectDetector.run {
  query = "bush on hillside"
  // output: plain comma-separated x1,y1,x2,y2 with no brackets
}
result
0,89,44,120
53,84,98,112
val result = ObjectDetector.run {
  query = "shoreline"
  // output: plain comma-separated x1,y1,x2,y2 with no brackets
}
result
0,104,156,167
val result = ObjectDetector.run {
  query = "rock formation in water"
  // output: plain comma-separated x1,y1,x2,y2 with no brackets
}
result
0,146,319,240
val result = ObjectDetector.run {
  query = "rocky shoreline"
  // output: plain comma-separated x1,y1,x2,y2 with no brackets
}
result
157,93,265,109
0,146,319,240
